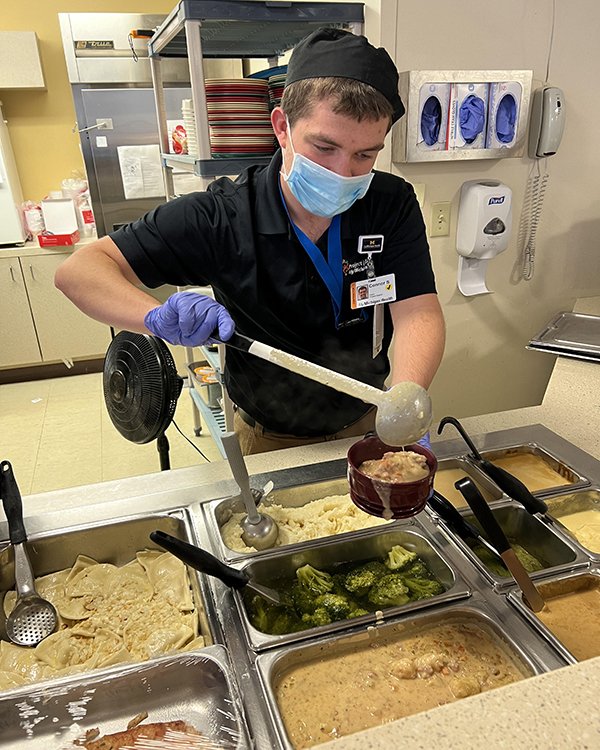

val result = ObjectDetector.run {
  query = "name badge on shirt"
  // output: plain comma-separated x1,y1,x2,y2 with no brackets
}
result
357,234,384,254
350,274,396,310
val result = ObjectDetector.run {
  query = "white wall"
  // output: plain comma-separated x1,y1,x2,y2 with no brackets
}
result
374,0,600,420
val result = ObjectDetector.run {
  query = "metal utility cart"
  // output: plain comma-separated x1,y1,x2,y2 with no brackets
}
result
148,0,364,455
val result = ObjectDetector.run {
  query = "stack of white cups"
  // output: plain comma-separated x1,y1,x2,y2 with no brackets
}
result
181,99,199,157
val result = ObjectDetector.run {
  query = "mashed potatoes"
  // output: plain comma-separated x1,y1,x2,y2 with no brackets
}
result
221,494,389,553
360,450,429,483
0,551,204,692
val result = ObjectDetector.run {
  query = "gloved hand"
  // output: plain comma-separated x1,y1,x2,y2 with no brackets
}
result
144,291,234,347
416,431,432,451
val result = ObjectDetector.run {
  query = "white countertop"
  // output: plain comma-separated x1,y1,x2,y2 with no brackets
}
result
11,296,600,750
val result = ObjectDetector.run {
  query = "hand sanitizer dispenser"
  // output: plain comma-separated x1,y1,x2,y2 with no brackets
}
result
456,180,512,296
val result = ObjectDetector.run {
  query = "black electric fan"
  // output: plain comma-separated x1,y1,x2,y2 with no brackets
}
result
103,331,183,470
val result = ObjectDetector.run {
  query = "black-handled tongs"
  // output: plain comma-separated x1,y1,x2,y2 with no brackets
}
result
438,416,548,517
455,478,545,612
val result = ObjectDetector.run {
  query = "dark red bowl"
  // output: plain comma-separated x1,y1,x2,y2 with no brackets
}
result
347,435,437,519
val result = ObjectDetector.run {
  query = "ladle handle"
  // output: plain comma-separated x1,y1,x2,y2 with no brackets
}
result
437,417,483,460
0,460,27,546
219,333,384,407
221,432,260,523
150,531,249,590
477,460,548,516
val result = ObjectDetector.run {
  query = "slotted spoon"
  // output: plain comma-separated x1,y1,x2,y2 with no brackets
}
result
1,460,57,646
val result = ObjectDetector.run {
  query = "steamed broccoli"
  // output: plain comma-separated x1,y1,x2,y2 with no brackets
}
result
367,573,410,607
270,609,301,635
296,564,334,595
315,592,356,620
290,581,317,614
402,559,433,579
403,577,444,600
343,561,388,596
247,593,273,633
301,607,332,627
348,607,369,618
385,544,417,571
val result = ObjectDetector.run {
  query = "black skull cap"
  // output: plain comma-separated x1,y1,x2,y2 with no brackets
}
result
284,27,405,123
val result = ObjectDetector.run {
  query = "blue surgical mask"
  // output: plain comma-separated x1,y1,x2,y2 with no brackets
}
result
281,119,374,218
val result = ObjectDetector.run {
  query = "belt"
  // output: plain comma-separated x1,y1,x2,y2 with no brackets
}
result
235,405,375,437
236,407,258,429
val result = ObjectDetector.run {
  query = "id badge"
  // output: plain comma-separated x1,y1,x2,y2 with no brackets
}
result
350,274,396,310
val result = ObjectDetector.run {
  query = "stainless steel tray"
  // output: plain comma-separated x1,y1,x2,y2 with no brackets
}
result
0,510,219,687
433,501,586,590
507,569,600,665
434,457,503,507
254,600,563,750
201,461,394,563
0,645,250,748
474,441,589,496
230,523,471,651
544,487,600,561
528,311,600,361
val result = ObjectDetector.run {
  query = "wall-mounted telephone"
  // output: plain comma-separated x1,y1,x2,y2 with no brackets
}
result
528,86,565,158
517,87,565,280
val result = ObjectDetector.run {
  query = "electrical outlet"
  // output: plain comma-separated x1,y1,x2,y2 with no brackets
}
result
430,201,451,237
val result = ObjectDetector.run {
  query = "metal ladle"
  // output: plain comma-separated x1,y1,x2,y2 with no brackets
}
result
221,432,279,550
1,460,58,646
223,333,432,446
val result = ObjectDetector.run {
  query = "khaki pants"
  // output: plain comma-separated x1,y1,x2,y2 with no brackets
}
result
233,408,376,455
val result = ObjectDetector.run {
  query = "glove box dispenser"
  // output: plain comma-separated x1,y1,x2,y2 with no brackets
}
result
392,70,532,163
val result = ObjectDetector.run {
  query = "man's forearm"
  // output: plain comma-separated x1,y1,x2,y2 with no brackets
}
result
54,237,161,333
389,294,446,388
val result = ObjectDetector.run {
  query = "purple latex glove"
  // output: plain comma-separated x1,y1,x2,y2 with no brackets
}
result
416,431,431,451
144,292,234,347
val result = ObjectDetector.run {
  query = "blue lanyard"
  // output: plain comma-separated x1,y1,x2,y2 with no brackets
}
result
279,188,344,322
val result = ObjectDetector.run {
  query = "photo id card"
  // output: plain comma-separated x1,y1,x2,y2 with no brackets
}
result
350,274,396,310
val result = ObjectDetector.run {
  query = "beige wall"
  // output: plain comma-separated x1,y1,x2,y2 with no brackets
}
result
2,1,598,422
0,1,171,200
381,0,600,420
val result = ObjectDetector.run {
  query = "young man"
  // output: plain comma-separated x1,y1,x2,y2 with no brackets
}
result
55,28,445,455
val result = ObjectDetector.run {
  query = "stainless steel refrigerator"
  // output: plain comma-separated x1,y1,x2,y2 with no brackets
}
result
59,12,240,237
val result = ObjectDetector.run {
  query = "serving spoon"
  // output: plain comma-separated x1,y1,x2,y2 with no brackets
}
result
221,432,279,551
222,332,432,446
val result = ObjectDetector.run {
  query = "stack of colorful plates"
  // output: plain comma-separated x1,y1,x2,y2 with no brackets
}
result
181,99,199,157
268,73,286,110
205,78,276,158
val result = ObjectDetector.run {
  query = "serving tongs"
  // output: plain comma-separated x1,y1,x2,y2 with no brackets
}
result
438,416,548,517
455,477,545,612
149,530,282,605
428,491,504,562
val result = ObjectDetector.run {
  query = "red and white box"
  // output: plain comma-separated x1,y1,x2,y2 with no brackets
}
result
38,230,80,247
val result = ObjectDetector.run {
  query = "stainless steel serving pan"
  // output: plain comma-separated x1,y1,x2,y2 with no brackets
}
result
507,569,600,665
0,510,218,682
434,456,503,507
254,601,563,750
0,645,250,748
202,465,388,563
473,443,589,496
544,487,600,561
434,501,587,590
227,524,472,652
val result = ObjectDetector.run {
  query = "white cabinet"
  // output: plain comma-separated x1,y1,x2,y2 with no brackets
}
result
0,252,112,369
0,257,42,367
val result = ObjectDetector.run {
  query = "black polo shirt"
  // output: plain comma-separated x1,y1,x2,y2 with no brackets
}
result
110,151,436,436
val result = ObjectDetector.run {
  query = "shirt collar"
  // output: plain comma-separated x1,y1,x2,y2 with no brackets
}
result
254,149,356,240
